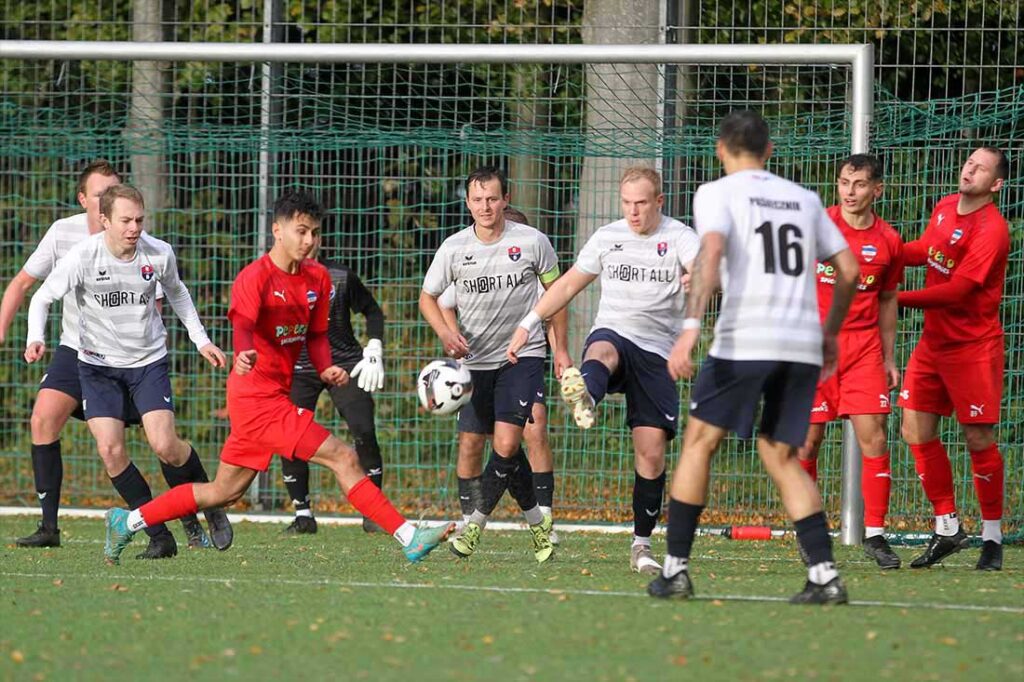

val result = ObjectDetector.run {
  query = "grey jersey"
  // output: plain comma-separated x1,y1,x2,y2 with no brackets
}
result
423,220,560,370
22,214,92,350
576,216,700,359
27,232,211,368
693,170,848,365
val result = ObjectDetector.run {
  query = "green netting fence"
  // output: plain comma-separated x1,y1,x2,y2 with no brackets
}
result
0,55,1020,535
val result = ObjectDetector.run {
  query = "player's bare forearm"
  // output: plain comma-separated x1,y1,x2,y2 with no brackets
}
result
548,306,569,356
685,234,724,322
822,248,860,336
419,290,453,340
878,291,898,364
440,305,460,335
0,270,38,343
535,267,594,320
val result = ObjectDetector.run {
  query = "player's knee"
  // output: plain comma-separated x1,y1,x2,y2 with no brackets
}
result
963,426,995,452
30,408,63,442
96,442,128,473
149,436,185,465
858,430,888,458
900,418,924,445
522,425,548,452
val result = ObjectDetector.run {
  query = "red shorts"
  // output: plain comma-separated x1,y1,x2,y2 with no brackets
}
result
219,392,331,472
898,335,1004,424
810,328,891,423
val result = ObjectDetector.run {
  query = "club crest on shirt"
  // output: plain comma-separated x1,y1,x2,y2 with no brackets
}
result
861,244,877,263
950,228,963,244
657,241,668,257
329,286,337,301
140,264,155,281
507,245,522,262
306,289,318,309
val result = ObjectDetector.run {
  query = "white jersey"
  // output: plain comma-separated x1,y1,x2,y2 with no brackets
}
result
26,232,211,368
437,280,545,309
423,221,559,370
575,216,700,359
693,169,848,365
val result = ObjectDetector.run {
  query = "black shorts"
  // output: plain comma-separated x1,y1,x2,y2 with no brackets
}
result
689,356,820,447
585,328,680,439
79,358,173,422
457,357,544,434
289,368,377,435
38,344,85,420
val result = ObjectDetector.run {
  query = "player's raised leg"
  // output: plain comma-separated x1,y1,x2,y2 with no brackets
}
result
562,339,618,430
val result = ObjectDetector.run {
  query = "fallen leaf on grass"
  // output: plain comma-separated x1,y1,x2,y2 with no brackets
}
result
109,583,128,592
52,579,63,587
940,637,958,646
249,646,263,655
11,651,25,663
866,631,877,641
580,568,592,576
711,599,724,607
671,655,688,666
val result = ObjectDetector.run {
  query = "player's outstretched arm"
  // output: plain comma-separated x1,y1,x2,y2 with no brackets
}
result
508,267,594,364
420,289,469,358
0,270,39,344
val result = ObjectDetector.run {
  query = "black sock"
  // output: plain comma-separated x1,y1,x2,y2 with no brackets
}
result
159,447,210,525
457,475,483,517
479,449,516,515
281,457,312,512
633,470,666,539
110,462,170,539
31,441,63,529
354,431,383,490
533,470,554,509
666,497,704,559
506,448,538,512
580,359,611,405
794,511,834,566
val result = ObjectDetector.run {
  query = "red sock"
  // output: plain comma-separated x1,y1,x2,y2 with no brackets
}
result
909,439,956,516
347,477,405,535
799,457,818,482
861,452,891,528
139,484,198,527
969,444,1004,520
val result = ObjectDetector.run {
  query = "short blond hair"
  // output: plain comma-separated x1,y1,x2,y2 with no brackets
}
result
619,166,663,195
99,183,145,219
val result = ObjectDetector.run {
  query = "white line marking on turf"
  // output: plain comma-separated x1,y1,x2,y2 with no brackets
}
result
2,571,1020,614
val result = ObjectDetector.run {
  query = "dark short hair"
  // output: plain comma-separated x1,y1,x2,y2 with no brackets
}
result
465,166,508,196
274,190,325,224
978,146,1009,180
503,207,530,224
99,183,144,218
719,110,771,157
77,159,120,196
839,154,884,182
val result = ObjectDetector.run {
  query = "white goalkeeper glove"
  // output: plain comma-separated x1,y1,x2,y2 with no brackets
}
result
350,338,384,393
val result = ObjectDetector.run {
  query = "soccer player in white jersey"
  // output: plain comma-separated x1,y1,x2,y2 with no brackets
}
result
0,160,120,548
25,183,233,559
507,166,700,575
420,167,565,563
438,207,572,542
645,111,860,604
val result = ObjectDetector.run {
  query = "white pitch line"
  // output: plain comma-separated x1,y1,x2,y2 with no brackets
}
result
2,571,1020,614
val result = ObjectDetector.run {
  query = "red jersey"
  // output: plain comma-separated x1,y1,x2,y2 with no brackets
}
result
226,254,332,398
816,206,904,331
916,194,1008,345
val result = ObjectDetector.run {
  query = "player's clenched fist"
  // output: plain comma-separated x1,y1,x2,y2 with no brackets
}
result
667,328,699,380
320,365,349,387
200,343,227,368
234,349,257,375
505,326,529,364
24,341,45,364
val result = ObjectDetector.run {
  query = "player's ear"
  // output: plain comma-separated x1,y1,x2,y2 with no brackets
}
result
873,181,884,199
990,176,1004,193
77,192,87,210
762,141,774,162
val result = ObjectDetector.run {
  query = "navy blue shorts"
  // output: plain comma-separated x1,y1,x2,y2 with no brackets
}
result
79,359,173,422
585,328,680,439
38,345,86,420
689,356,820,447
457,357,544,434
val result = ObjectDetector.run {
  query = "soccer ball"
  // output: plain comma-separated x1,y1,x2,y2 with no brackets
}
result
417,359,473,416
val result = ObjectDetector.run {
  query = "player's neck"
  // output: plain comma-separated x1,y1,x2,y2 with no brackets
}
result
102,233,136,261
840,206,875,229
722,157,765,175
956,192,993,215
268,246,302,274
472,217,506,244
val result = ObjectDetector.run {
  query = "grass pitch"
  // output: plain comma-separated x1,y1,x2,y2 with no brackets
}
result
1,515,1021,681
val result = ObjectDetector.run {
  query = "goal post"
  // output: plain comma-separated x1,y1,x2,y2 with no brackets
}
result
0,40,876,542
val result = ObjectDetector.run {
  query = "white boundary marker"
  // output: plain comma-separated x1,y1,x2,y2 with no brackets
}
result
1,570,1020,615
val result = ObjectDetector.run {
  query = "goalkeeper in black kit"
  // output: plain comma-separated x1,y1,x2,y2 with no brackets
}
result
280,233,387,534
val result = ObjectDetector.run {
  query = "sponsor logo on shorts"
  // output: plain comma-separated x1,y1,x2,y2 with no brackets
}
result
664,414,676,422
690,401,698,410
657,241,668,257
899,389,910,400
518,399,529,407
297,408,305,416
306,289,318,310
861,244,877,263
878,394,889,408
141,264,155,281
811,401,830,413
507,245,522,262
162,396,171,403
949,228,963,244
40,373,48,384
970,403,984,418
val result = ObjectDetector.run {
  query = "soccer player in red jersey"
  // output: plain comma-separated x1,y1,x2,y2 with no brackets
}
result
897,147,1009,571
796,155,905,569
102,191,454,564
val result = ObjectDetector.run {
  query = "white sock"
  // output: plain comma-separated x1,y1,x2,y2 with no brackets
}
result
523,505,544,526
982,519,1002,544
807,561,839,586
462,514,472,526
468,510,488,528
632,535,652,548
539,505,552,518
295,509,313,518
393,522,415,547
126,509,147,532
662,554,688,579
935,512,959,536
864,526,884,539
